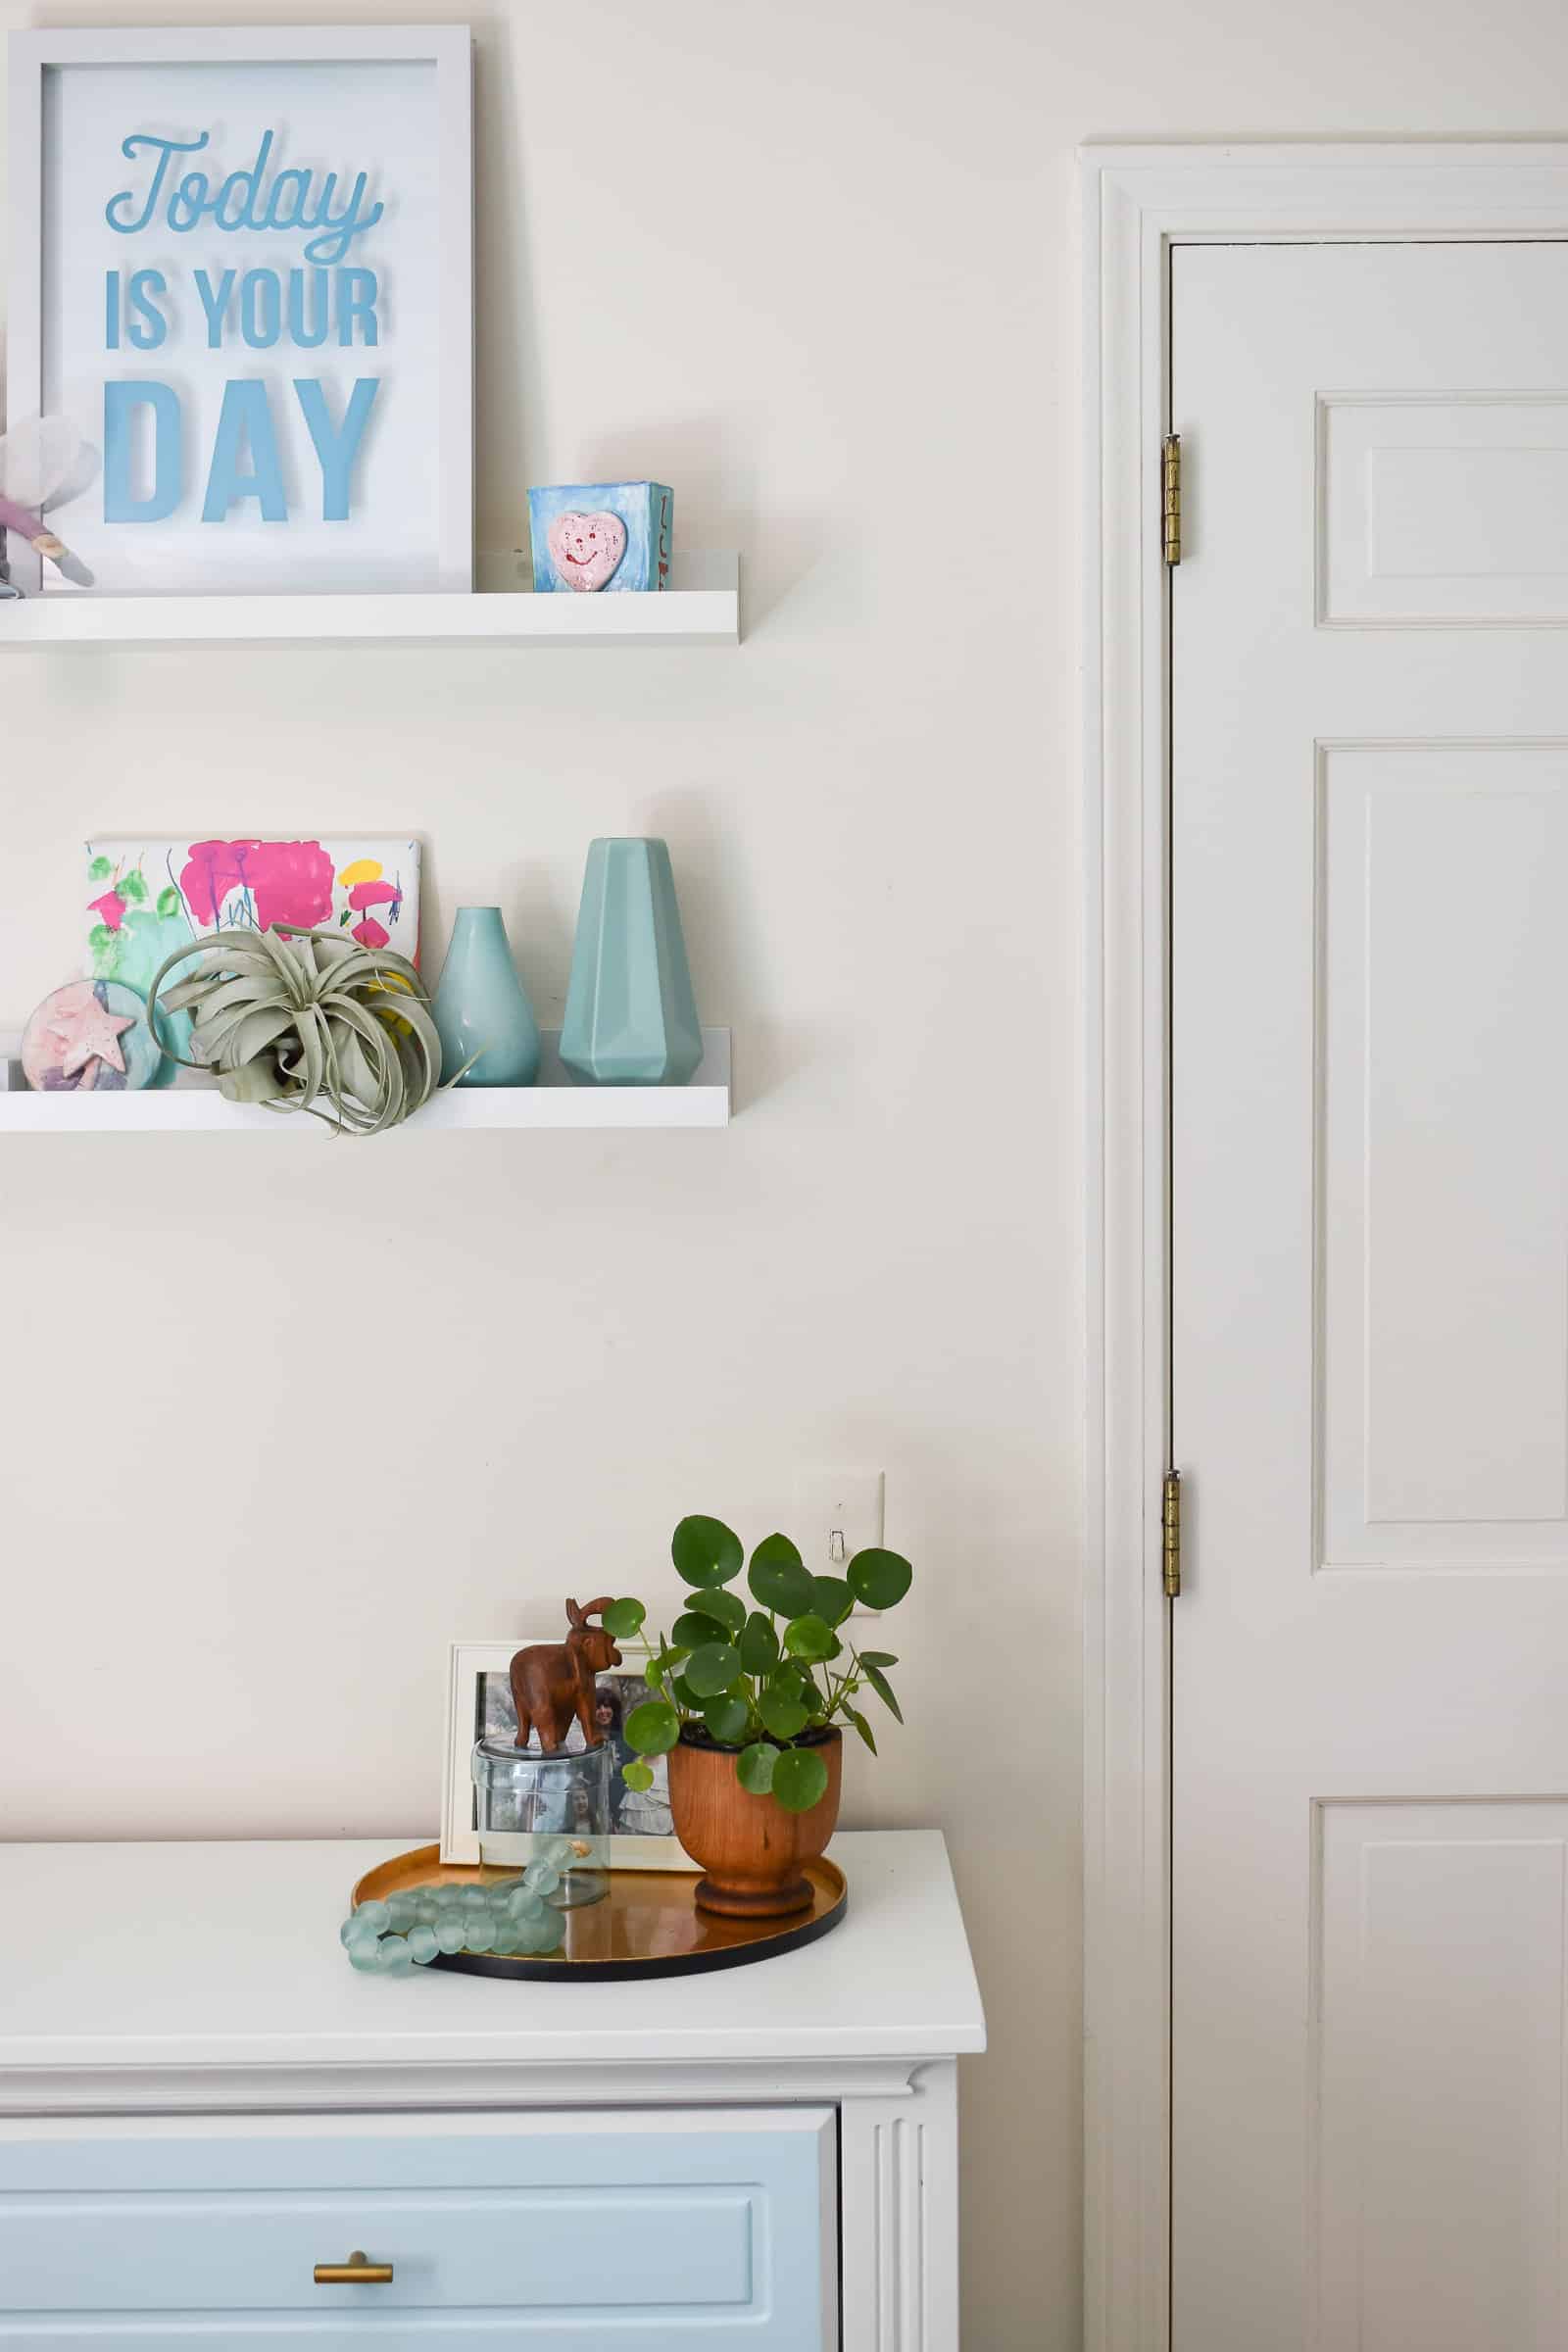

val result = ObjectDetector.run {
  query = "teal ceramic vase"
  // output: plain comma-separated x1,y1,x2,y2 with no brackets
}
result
560,839,704,1086
431,906,541,1087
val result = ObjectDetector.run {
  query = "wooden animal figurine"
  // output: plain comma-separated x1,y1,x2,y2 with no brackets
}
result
509,1599,623,1754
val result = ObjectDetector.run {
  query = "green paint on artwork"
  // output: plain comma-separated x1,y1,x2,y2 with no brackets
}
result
118,870,148,903
92,902,199,1059
87,855,112,882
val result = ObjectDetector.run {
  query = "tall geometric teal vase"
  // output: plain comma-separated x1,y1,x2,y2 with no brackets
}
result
431,906,541,1087
560,839,704,1086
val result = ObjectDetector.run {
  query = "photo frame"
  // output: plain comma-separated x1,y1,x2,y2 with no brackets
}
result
441,1641,698,1871
8,25,473,598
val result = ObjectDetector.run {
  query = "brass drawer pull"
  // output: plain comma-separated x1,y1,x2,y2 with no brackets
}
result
314,2249,393,2284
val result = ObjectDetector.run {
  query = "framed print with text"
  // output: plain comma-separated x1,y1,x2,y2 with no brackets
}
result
7,25,472,598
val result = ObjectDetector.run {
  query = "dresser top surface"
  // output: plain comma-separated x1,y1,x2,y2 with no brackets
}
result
0,1829,983,2077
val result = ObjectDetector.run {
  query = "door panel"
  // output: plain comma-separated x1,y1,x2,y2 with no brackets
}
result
1173,240,1568,2351
1321,394,1568,624
1315,1803,1568,2352
1321,744,1568,1561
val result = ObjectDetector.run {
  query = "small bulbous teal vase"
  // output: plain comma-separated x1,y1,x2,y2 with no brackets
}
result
431,906,541,1087
560,839,704,1086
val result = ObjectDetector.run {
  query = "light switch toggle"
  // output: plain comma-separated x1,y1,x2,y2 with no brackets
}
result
795,1469,887,1609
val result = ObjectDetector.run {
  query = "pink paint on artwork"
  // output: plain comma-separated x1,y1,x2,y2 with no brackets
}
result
179,839,335,933
87,890,125,931
351,915,391,950
347,878,401,912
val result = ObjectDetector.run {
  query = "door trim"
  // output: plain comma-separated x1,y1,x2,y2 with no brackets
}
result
1080,140,1568,2352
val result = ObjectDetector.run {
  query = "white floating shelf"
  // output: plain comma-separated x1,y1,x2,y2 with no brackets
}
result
0,1029,731,1132
0,553,739,648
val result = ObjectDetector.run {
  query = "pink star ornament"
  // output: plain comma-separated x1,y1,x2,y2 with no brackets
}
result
50,991,133,1078
22,980,169,1093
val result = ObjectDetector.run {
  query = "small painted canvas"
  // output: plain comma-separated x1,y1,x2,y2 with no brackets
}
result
527,481,672,593
83,839,422,1017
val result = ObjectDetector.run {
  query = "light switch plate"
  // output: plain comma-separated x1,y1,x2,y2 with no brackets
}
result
793,1467,886,1610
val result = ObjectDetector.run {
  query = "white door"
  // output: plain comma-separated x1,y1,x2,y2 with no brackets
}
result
1173,241,1568,2352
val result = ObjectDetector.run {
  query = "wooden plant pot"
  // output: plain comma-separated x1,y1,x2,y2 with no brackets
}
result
668,1729,843,1919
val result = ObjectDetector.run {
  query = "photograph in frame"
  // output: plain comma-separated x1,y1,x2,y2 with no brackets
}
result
441,1640,697,1871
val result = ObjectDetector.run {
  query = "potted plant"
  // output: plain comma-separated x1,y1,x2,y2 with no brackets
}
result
603,1514,912,1917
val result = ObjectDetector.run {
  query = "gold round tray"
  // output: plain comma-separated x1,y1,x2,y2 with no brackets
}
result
351,1845,849,1982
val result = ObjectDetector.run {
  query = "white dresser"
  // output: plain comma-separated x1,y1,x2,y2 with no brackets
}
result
0,1829,983,2348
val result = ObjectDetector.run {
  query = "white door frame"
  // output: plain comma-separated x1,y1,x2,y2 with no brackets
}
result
1081,140,1568,2352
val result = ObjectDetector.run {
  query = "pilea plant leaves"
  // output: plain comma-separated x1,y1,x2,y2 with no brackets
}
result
703,1694,751,1745
645,1642,690,1695
624,1698,680,1754
861,1661,903,1722
739,1610,780,1676
747,1533,816,1618
670,1514,744,1589
771,1746,831,1814
737,1740,778,1795
684,1587,747,1637
847,1546,913,1611
810,1575,856,1629
782,1612,840,1663
757,1687,811,1741
683,1642,742,1698
620,1517,915,1802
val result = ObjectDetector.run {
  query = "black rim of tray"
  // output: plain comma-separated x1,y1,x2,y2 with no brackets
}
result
425,1882,848,1982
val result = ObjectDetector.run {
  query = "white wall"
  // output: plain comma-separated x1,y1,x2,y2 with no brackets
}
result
4,0,1562,2339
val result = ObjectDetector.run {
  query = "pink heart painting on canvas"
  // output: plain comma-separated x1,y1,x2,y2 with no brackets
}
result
547,511,627,593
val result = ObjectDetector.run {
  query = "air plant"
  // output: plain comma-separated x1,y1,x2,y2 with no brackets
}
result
146,922,447,1135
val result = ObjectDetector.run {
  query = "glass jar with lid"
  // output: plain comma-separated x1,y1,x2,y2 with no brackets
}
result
470,1738,611,1907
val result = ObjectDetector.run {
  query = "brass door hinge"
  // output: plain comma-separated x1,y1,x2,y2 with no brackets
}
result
1161,434,1181,567
1161,1469,1182,1597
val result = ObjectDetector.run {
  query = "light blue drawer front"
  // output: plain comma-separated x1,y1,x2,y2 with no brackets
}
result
0,2110,837,2348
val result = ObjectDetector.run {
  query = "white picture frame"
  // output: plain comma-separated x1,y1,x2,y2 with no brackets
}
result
441,1640,699,1872
7,24,473,597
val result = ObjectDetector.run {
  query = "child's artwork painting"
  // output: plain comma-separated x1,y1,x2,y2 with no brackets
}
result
83,838,421,1017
